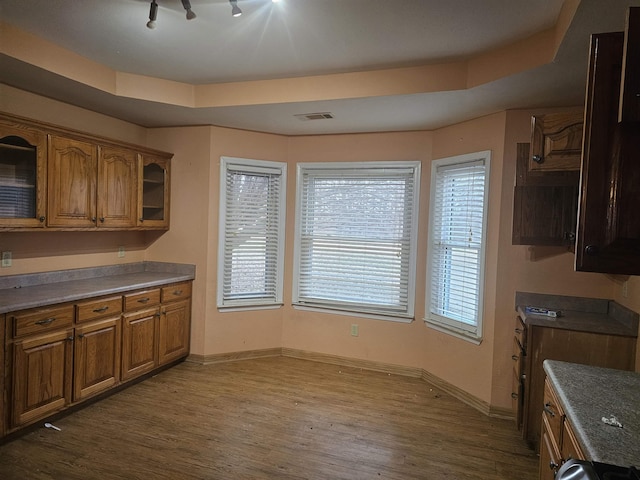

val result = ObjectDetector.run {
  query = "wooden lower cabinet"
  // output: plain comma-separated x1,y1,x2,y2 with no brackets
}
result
159,299,190,366
3,280,191,436
74,316,121,401
122,307,159,381
539,379,585,478
12,328,74,427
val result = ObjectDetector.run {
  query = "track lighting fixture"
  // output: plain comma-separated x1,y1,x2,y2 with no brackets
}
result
146,0,246,28
230,0,242,17
147,0,158,29
181,0,196,20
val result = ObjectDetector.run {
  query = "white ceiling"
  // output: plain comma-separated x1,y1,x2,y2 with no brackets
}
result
0,0,639,135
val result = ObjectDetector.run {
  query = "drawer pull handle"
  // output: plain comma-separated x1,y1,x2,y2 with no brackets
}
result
511,354,519,361
515,328,523,334
549,461,558,471
35,317,55,326
543,402,556,417
173,290,183,296
137,298,151,303
511,392,518,399
93,306,109,313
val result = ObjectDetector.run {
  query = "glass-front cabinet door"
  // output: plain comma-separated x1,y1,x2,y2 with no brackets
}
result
138,154,170,229
0,120,47,228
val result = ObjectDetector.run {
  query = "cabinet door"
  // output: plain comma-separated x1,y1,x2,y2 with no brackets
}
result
539,417,560,480
0,119,47,228
97,146,138,228
513,184,578,246
576,28,640,274
529,112,583,172
122,307,159,381
158,299,190,366
512,143,579,246
47,135,98,227
138,154,170,229
12,329,73,427
73,317,121,401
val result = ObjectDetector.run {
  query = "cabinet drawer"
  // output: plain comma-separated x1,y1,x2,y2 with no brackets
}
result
543,379,564,444
76,295,122,323
512,336,524,379
124,289,161,312
161,282,191,303
12,304,74,338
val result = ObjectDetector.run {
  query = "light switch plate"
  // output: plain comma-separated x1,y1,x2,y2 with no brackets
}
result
1,251,12,267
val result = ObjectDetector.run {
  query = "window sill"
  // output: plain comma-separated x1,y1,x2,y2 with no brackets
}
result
424,319,482,345
218,303,283,313
293,304,413,323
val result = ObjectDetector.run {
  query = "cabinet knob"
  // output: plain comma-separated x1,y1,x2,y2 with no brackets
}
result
532,154,544,164
585,245,599,256
99,217,105,223
91,217,97,222
39,215,46,222
564,231,576,241
139,218,144,222
66,336,74,341
543,402,556,417
549,461,559,471
511,354,519,361
511,392,518,399
78,333,85,339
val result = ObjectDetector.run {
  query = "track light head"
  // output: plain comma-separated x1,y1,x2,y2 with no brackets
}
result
181,0,197,20
230,0,242,17
146,0,158,29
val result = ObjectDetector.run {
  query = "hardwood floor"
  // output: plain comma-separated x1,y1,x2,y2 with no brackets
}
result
0,357,538,479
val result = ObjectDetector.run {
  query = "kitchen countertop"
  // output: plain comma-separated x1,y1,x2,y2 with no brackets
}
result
516,291,638,337
544,359,640,468
0,262,195,314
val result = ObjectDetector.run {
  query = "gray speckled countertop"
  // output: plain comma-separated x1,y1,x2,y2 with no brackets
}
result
544,359,640,468
516,291,638,337
0,262,195,314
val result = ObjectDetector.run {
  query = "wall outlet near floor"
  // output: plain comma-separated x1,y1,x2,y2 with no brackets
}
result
118,246,125,258
351,324,359,337
1,251,12,268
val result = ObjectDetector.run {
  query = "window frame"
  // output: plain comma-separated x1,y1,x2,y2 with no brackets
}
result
425,151,491,343
217,156,287,311
292,161,421,322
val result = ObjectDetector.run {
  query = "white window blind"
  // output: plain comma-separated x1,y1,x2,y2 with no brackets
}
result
217,157,286,309
293,162,420,319
426,152,490,341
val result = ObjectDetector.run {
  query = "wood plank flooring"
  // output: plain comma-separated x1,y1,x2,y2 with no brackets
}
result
0,357,539,479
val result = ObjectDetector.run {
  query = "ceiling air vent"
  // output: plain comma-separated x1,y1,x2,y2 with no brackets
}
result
294,112,334,121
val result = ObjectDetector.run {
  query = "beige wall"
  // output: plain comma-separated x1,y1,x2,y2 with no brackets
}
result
2,86,635,413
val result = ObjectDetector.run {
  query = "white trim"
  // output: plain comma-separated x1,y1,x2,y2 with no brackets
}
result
293,304,414,324
217,156,287,309
293,160,421,321
425,150,491,342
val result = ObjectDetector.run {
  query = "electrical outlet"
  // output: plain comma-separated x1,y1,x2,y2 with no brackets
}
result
351,324,359,337
622,280,629,298
1,251,12,268
118,246,125,258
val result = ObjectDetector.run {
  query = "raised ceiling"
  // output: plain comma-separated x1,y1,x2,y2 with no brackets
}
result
1,0,639,135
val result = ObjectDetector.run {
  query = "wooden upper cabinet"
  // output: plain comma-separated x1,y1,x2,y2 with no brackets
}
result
529,112,584,172
576,9,640,274
0,119,47,228
512,143,579,246
47,135,98,227
0,112,173,231
138,154,170,229
97,146,138,228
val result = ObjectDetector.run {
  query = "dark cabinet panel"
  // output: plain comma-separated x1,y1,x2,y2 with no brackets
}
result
576,16,640,273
